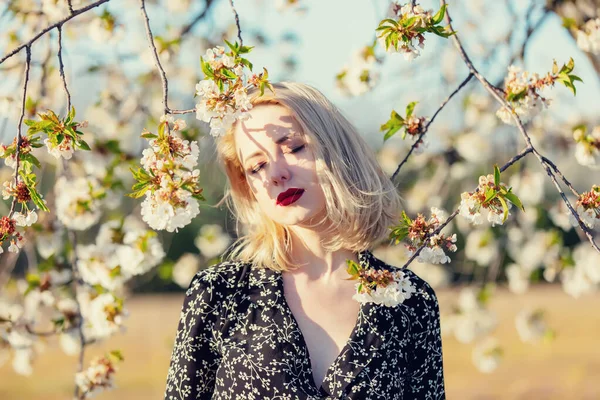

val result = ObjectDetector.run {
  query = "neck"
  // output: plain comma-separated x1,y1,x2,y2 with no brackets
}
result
285,226,359,284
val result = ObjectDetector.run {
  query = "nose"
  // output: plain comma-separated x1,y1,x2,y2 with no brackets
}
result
269,159,290,186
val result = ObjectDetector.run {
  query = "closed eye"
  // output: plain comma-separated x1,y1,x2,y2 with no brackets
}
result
249,145,306,175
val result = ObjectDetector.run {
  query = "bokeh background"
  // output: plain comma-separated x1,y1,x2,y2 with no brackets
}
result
1,0,600,399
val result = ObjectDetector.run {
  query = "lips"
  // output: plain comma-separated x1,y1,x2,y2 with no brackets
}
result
276,188,305,206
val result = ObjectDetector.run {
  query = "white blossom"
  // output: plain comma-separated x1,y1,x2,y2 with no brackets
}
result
575,18,600,55
352,270,416,307
194,224,231,259
472,337,502,373
464,229,499,267
172,253,201,288
515,308,552,343
55,176,103,230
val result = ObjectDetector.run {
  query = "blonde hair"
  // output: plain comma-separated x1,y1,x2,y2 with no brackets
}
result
214,81,404,272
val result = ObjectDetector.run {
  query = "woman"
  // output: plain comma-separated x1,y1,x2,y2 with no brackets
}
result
164,82,445,399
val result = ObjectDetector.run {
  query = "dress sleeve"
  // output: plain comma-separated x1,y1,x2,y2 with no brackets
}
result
407,281,446,399
164,271,223,400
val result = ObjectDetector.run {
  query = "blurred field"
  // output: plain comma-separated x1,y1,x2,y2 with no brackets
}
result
1,286,599,400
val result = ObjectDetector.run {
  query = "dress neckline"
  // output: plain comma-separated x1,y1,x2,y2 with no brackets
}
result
273,249,377,396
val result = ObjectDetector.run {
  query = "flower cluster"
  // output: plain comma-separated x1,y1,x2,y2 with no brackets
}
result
575,17,600,55
496,59,581,125
128,117,203,232
459,165,524,226
76,216,165,291
380,101,429,152
55,175,105,231
75,351,123,399
335,44,381,97
568,185,600,230
376,3,453,61
389,207,457,264
24,107,91,160
559,242,600,298
346,259,416,307
572,125,600,169
442,286,497,345
77,291,128,341
515,308,555,343
195,41,273,136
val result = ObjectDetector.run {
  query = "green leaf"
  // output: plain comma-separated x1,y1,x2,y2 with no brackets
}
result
494,164,500,186
498,196,509,222
125,186,151,199
77,139,91,151
504,192,525,212
483,187,497,204
431,4,447,25
405,101,417,118
22,153,41,169
140,131,158,139
383,125,402,141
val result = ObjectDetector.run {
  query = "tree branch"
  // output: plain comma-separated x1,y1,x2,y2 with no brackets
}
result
0,0,112,66
391,72,474,181
8,46,31,218
400,146,534,269
440,0,600,254
57,25,72,112
139,0,169,116
228,0,243,46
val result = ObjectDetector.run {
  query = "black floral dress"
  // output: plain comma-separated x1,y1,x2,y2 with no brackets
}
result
163,249,446,399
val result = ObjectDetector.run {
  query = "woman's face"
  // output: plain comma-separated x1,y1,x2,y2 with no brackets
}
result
233,104,327,227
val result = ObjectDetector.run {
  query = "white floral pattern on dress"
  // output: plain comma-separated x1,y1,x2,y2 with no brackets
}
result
164,249,446,399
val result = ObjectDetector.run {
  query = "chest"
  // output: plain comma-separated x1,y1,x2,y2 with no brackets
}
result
282,280,361,388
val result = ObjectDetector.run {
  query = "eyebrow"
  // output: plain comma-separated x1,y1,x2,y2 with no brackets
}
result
241,134,299,165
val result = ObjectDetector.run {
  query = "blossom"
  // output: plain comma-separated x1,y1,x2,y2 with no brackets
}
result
464,229,499,267
377,4,433,60
336,45,381,97
568,185,600,230
472,337,502,373
515,308,554,343
75,353,121,398
172,253,201,288
575,18,600,55
395,207,457,265
495,65,552,125
459,173,516,227
352,268,416,307
96,218,166,278
44,135,75,160
194,224,232,259
55,176,103,230
78,291,128,341
559,242,600,298
442,287,497,344
573,126,600,169
12,210,38,227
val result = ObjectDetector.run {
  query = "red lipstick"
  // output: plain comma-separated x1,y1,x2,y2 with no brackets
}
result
276,188,305,206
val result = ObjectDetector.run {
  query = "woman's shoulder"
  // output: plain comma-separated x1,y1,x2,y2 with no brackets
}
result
185,259,253,298
369,252,441,311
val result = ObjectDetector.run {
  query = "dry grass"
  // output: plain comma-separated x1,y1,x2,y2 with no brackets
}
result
1,286,598,400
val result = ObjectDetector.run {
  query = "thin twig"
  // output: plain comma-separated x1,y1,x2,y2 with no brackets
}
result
57,25,72,112
228,0,243,46
391,73,474,181
139,0,169,116
0,0,112,66
67,0,74,14
440,0,600,254
8,46,31,218
179,0,216,39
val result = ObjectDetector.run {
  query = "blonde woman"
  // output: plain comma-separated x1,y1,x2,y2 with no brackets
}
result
164,82,445,399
